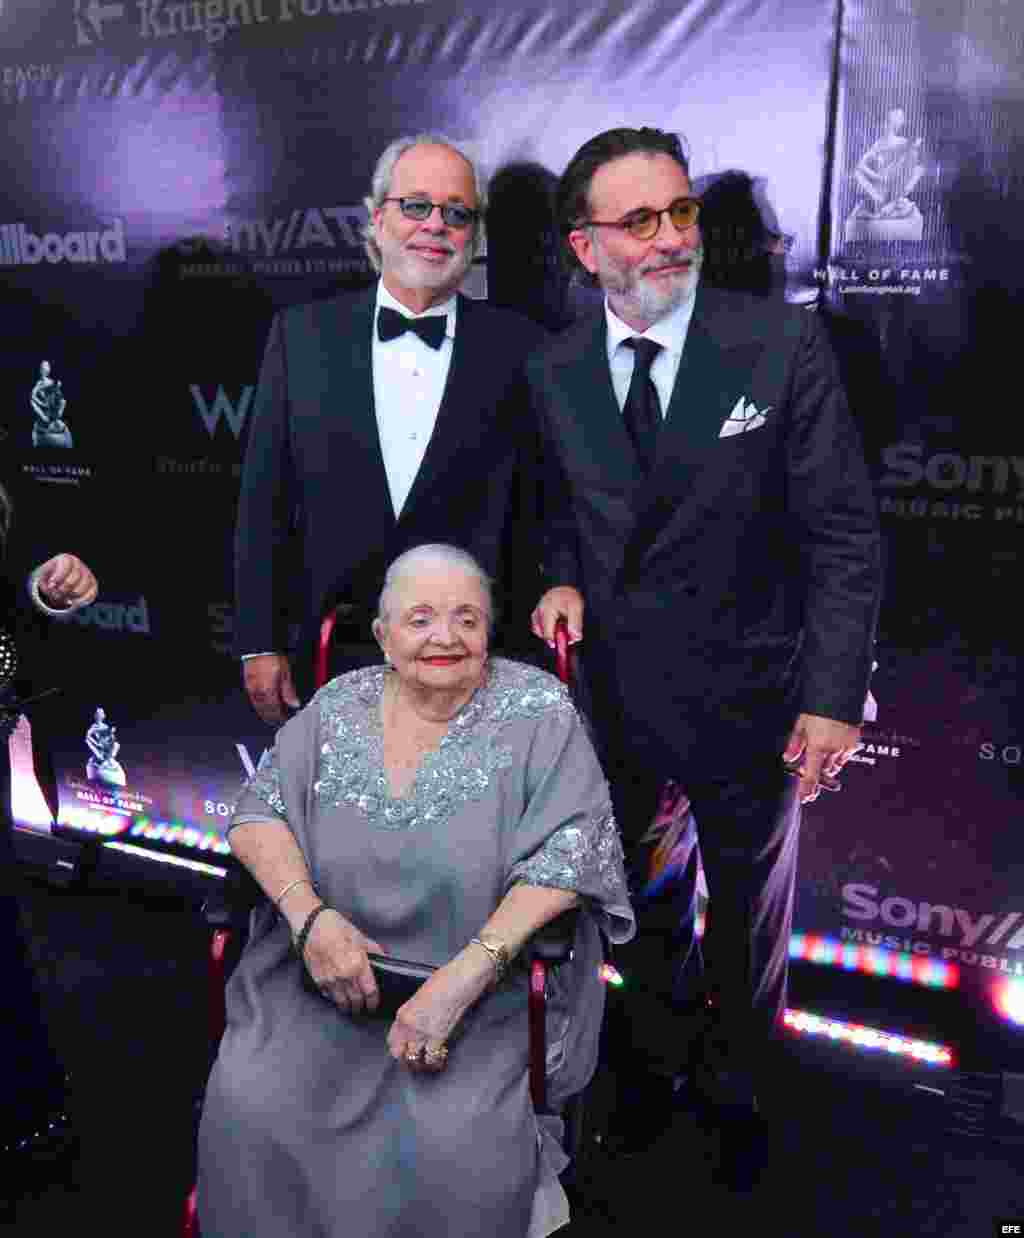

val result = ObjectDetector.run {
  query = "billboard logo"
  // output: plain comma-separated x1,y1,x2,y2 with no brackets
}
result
71,596,151,634
74,0,125,47
190,385,254,440
0,219,127,266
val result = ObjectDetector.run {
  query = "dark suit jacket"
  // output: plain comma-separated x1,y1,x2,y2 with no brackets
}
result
527,285,883,776
234,287,545,696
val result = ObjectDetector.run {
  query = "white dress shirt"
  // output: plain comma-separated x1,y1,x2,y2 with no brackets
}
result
372,280,456,518
604,283,699,417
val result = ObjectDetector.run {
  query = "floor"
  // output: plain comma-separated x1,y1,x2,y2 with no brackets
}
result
7,859,1024,1238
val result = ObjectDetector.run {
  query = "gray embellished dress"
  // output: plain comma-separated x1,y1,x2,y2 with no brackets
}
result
197,659,633,1238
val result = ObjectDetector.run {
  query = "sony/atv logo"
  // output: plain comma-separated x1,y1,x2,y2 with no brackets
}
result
0,219,127,266
843,883,1024,950
177,206,366,259
190,385,255,439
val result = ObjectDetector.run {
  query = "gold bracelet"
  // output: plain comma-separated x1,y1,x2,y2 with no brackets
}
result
469,936,509,988
275,877,314,909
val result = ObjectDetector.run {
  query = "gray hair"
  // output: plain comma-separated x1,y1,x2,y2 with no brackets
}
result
375,543,495,632
362,133,487,272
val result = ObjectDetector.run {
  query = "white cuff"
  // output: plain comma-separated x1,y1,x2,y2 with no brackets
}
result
28,567,88,618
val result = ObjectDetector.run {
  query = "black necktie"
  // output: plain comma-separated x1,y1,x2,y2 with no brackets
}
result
377,305,447,350
622,338,663,476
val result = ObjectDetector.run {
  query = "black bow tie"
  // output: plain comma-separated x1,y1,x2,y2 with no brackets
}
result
377,305,447,350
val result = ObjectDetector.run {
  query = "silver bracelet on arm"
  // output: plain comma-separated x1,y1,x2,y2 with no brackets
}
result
469,936,510,988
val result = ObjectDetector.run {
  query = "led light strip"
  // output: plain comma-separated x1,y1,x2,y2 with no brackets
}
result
103,840,228,878
782,1008,954,1066
127,818,231,855
789,932,959,989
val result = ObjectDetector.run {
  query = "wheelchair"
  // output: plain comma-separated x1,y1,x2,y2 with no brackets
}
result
182,617,589,1237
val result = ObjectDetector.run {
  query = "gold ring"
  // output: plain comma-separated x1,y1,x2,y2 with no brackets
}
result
423,1043,448,1066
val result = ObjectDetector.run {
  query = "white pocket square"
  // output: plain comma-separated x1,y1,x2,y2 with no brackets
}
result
719,396,771,438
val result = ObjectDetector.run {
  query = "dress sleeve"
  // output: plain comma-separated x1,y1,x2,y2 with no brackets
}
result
506,700,634,945
230,743,288,828
228,698,320,832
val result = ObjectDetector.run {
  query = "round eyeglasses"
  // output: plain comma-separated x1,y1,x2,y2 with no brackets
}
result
383,197,479,230
582,196,701,241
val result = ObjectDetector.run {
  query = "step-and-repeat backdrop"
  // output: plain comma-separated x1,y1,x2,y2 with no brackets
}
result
3,0,1021,1026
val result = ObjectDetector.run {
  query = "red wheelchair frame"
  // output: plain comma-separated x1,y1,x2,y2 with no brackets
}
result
182,617,577,1237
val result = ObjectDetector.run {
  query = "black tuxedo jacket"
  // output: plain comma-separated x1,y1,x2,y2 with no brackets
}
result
527,285,882,775
234,287,544,695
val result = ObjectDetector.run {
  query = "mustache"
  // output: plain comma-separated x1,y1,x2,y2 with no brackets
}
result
640,246,704,276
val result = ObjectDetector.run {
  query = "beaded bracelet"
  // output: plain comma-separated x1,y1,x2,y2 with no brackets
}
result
293,903,330,962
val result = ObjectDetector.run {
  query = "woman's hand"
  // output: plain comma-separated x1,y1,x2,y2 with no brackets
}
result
387,949,493,1074
36,554,98,609
302,908,386,1015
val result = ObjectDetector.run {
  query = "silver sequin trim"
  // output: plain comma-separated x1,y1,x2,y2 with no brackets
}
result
509,803,628,900
311,659,575,832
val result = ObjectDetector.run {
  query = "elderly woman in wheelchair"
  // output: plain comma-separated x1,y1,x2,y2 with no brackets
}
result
197,543,634,1238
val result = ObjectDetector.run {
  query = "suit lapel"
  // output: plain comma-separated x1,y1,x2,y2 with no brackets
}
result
551,314,643,494
622,286,766,576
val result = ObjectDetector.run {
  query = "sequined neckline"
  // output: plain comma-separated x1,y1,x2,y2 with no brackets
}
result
373,665,491,802
310,658,570,832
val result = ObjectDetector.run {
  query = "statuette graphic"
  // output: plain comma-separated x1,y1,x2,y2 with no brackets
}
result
85,706,127,787
31,360,74,449
845,108,925,242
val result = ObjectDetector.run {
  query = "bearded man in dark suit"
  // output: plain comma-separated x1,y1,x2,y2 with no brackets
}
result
236,134,543,722
528,127,882,1153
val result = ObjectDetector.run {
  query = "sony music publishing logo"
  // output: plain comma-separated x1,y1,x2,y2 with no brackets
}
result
979,740,1022,768
879,444,1024,527
841,882,1024,975
0,218,127,266
177,205,371,279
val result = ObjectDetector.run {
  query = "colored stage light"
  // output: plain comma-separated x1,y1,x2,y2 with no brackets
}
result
788,933,958,990
60,804,132,837
782,1008,954,1066
994,980,1024,1026
128,818,231,856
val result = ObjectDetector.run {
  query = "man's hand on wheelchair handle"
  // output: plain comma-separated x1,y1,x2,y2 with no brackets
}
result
243,653,301,725
531,586,584,648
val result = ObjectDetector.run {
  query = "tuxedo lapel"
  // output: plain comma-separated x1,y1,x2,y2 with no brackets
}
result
622,287,766,576
321,288,396,529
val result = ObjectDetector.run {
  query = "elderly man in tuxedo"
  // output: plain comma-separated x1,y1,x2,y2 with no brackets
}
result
236,134,543,722
529,127,882,1157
